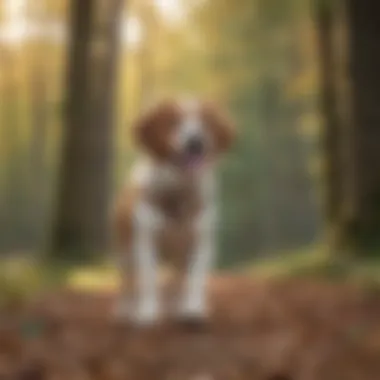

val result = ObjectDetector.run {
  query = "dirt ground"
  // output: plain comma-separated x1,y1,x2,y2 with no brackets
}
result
1,276,380,380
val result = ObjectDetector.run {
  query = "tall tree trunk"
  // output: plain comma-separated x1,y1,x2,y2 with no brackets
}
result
85,0,124,253
50,0,97,260
27,0,49,248
343,0,380,252
50,0,123,261
314,0,343,248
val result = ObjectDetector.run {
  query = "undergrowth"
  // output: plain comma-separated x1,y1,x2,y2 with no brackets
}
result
2,247,380,307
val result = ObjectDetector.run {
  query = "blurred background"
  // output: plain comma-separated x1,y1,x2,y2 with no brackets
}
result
0,0,321,268
0,0,378,280
2,1,380,378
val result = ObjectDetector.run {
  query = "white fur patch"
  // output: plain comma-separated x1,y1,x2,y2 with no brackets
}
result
132,199,162,324
172,98,208,152
129,160,153,187
130,159,181,193
178,170,217,318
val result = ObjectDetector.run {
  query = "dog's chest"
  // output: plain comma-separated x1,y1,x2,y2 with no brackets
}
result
148,173,203,221
144,170,206,266
130,160,214,224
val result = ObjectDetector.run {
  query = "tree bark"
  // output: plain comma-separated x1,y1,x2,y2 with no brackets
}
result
314,0,342,241
343,0,380,251
50,0,123,260
50,0,95,260
85,0,124,253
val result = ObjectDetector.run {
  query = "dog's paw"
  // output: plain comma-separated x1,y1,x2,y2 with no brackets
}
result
176,300,209,329
178,298,208,318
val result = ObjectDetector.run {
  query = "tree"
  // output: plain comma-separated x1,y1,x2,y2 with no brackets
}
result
86,0,124,253
341,0,380,252
314,0,344,249
50,0,124,260
315,0,380,254
26,0,50,247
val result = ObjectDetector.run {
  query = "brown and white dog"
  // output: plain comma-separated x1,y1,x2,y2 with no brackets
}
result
112,97,235,325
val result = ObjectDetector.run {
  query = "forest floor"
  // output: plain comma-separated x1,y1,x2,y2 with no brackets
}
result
1,274,380,380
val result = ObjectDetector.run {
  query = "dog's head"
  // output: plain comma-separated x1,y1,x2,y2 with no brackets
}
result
133,98,236,170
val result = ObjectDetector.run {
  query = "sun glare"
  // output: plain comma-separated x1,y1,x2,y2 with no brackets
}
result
123,0,185,49
153,0,185,22
122,17,142,48
0,0,186,47
0,0,27,44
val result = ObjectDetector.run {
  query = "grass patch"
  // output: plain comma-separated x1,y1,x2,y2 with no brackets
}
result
246,246,380,285
0,257,49,308
66,263,119,291
0,256,75,308
2,247,380,307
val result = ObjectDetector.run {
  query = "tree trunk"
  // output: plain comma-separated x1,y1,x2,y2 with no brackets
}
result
50,0,124,261
27,0,49,248
85,0,124,254
343,0,380,252
49,0,97,260
314,0,342,245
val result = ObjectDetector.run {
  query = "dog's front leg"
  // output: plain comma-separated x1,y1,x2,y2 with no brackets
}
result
133,201,161,325
179,206,216,320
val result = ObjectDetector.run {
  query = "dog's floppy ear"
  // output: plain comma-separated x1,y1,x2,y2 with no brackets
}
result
133,104,158,153
202,101,236,153
133,100,180,159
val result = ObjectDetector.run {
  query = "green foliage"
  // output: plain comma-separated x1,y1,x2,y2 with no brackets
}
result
191,0,320,266
0,258,44,307
247,246,380,284
0,256,74,311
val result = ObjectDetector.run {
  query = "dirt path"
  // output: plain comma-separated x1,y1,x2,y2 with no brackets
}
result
1,276,380,380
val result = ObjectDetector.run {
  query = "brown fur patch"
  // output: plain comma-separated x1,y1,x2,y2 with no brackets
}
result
201,101,236,154
134,100,182,161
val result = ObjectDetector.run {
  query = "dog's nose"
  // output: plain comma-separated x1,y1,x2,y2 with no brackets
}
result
186,136,204,155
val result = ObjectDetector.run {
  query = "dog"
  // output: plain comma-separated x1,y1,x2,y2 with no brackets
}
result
112,97,235,325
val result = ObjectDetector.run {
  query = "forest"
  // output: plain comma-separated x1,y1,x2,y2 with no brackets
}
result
0,0,322,264
1,0,380,379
